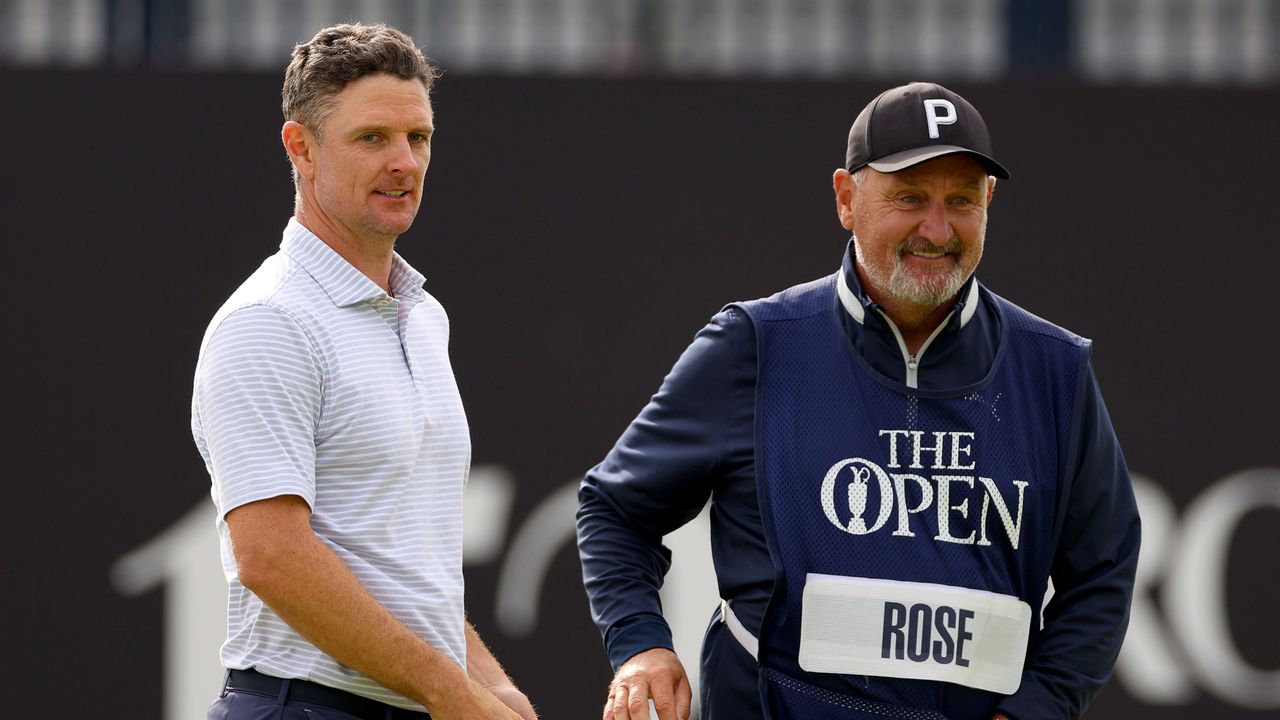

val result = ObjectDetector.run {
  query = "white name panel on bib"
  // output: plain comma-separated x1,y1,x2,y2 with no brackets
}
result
797,574,1031,695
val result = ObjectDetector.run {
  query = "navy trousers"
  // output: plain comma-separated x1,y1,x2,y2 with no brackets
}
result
700,615,766,720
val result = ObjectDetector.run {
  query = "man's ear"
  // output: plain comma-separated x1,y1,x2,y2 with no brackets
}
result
833,168,858,231
986,176,997,207
282,121,316,180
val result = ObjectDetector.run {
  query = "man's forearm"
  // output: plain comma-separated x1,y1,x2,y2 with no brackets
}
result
229,496,473,712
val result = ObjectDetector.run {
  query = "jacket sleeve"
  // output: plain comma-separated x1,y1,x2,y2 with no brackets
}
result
997,353,1142,720
576,307,754,671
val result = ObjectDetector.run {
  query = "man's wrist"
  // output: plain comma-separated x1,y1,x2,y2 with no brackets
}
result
605,615,675,671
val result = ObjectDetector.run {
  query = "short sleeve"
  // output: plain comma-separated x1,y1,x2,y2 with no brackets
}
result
193,304,324,518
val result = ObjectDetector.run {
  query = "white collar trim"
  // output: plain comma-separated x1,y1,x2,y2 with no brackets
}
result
958,279,980,328
837,270,866,324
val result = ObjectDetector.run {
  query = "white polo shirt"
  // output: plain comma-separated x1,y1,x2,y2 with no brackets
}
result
191,218,468,711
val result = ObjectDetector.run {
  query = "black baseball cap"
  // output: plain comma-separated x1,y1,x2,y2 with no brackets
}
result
845,82,1010,179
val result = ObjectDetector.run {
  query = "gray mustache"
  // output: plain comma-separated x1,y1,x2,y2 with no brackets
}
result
898,238,962,256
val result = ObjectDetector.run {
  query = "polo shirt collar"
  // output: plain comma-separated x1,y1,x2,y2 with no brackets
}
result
281,218,426,307
388,255,427,305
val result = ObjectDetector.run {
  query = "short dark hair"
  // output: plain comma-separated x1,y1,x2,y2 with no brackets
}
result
282,23,439,140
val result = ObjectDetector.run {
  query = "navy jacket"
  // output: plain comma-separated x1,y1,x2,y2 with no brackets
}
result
576,244,1140,719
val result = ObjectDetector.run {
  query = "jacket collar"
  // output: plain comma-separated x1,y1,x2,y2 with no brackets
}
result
837,239,979,331
834,238,997,390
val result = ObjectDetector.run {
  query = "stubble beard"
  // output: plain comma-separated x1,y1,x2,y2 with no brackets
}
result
313,173,419,245
360,188,421,240
361,209,416,240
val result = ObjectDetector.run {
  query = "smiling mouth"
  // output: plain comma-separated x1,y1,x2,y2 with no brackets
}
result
899,238,962,260
375,190,409,198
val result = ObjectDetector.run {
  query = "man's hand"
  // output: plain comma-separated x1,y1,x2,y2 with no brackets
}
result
604,648,692,720
423,674,527,720
487,682,538,720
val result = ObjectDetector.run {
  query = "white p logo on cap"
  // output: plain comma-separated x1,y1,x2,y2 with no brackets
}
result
924,99,957,139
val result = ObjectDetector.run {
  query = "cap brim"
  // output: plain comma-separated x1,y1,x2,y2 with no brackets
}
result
867,145,1010,179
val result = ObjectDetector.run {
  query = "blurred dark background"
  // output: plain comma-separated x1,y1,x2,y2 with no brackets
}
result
3,2,1278,719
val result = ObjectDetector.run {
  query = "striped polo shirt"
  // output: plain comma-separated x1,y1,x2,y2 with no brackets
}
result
191,218,468,711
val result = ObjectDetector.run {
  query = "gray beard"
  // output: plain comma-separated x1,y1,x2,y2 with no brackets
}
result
886,259,968,308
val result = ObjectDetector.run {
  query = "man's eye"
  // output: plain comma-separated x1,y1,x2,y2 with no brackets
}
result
360,133,380,142
409,133,429,143
899,194,922,204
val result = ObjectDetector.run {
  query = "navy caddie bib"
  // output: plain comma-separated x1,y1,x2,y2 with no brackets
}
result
733,274,1089,720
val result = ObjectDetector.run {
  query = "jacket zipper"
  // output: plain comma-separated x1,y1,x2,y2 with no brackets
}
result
876,310,951,390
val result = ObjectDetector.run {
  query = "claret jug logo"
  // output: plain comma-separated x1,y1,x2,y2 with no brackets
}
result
820,430,1029,549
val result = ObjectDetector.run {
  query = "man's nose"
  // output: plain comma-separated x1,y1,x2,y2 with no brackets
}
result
917,201,951,244
386,136,419,174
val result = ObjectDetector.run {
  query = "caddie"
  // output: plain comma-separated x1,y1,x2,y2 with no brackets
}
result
576,81,1141,720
